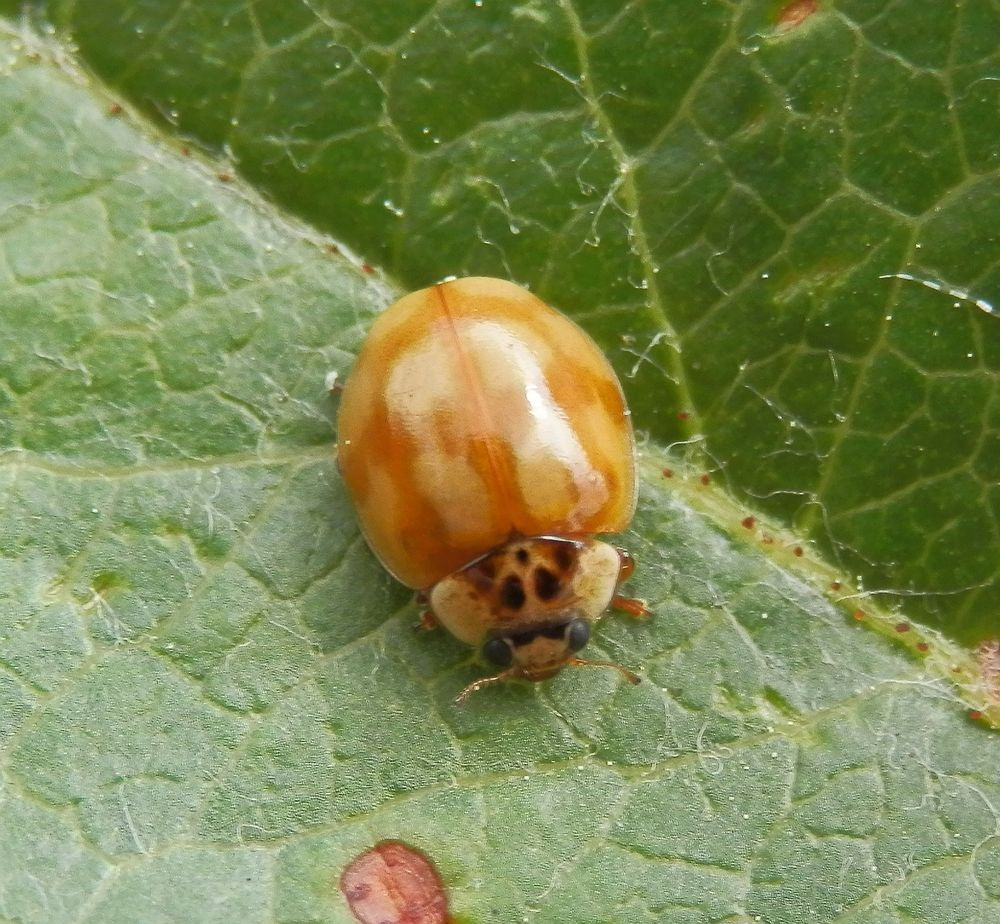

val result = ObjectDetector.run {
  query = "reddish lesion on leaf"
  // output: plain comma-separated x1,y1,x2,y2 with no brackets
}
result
340,841,451,924
775,0,819,31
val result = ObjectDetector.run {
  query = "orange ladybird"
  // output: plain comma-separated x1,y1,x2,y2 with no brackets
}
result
336,276,649,699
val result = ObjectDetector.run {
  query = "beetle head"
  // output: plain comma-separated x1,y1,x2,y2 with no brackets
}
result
455,612,639,703
428,535,640,701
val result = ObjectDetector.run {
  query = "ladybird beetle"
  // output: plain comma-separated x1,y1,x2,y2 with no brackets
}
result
336,277,649,700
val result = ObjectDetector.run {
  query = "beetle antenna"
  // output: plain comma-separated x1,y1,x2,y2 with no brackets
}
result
454,668,519,704
567,657,641,685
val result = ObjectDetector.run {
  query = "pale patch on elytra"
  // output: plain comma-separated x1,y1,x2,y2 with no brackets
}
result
382,319,608,524
461,320,609,520
511,451,575,524
383,327,459,431
383,330,493,533
413,452,492,541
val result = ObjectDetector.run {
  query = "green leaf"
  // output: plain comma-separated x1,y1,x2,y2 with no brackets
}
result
1,4,999,924
15,0,999,642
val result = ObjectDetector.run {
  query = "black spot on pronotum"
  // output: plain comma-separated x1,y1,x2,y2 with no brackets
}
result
554,543,575,572
500,575,526,610
534,567,561,601
515,547,529,564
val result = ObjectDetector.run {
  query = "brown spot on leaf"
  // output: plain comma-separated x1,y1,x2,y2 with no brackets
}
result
340,841,450,924
776,0,818,31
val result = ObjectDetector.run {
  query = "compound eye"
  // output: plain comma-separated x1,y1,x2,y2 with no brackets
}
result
565,618,590,652
482,636,514,667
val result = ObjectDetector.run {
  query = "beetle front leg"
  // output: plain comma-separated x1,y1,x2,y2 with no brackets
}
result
612,547,651,618
414,591,439,630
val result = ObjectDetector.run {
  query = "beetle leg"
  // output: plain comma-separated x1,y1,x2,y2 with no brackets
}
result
615,547,636,581
325,370,343,395
612,594,652,618
412,591,439,630
613,548,650,616
416,608,439,631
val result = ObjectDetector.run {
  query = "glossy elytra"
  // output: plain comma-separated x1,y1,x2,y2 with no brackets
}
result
336,276,649,700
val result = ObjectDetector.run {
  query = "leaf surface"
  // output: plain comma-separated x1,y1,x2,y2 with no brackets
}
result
18,0,999,639
1,4,999,923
